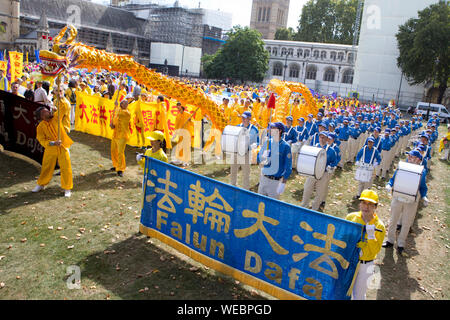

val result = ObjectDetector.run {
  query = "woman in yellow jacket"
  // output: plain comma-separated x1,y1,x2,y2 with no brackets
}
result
32,106,74,197
136,130,168,171
110,100,131,177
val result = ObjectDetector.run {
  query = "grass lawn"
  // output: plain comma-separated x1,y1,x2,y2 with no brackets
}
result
0,125,448,300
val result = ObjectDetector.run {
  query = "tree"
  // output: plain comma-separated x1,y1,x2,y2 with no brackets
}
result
274,27,295,41
202,26,269,83
294,0,361,45
396,1,449,104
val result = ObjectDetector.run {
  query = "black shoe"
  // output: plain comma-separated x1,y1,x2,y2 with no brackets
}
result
117,171,123,177
397,246,404,254
353,194,360,200
55,170,61,176
396,224,402,231
382,241,394,248
110,167,116,171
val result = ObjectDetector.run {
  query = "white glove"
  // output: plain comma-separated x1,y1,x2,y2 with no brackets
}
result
276,182,286,195
365,224,376,240
262,150,270,159
385,184,392,192
326,165,335,173
422,196,429,207
250,143,258,150
136,153,144,162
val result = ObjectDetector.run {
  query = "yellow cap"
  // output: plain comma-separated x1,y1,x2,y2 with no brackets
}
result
359,189,379,204
147,131,165,142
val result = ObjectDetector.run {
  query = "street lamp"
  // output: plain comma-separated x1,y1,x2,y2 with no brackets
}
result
282,51,292,81
426,57,440,121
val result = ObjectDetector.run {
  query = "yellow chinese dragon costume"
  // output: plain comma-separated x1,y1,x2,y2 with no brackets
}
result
39,25,318,132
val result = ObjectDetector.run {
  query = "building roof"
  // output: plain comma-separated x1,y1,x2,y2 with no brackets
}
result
21,0,144,35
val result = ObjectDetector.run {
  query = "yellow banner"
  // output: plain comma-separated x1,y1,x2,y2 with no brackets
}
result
74,92,202,148
8,51,23,83
0,61,7,74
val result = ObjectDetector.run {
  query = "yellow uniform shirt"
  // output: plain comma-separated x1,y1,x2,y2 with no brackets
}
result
36,111,73,151
112,108,131,140
345,211,385,261
54,97,71,133
138,148,168,170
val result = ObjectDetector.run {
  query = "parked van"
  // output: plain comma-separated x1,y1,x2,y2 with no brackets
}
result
415,102,450,123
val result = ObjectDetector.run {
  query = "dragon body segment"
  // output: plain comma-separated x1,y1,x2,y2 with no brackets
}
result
267,79,318,123
39,26,228,131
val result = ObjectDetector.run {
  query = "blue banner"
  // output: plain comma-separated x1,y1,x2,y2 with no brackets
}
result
140,158,363,300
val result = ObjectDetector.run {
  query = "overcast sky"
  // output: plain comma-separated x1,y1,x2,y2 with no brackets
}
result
93,0,307,29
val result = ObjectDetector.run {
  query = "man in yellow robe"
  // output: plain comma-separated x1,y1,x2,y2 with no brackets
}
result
32,106,73,197
110,100,131,177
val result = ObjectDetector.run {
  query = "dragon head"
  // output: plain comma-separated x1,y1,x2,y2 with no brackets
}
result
39,25,78,76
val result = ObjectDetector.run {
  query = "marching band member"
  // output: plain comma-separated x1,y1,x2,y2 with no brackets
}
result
384,150,429,255
375,129,393,179
305,113,318,143
300,131,337,211
257,122,292,199
230,111,259,190
336,118,351,168
355,137,381,198
346,189,386,300
309,121,327,146
32,106,73,197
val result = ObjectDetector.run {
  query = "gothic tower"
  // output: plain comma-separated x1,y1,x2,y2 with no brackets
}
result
250,0,290,40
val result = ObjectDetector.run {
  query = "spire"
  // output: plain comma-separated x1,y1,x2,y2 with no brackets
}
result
37,12,49,34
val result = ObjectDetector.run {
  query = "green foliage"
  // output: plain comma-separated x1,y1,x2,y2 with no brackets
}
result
396,2,449,103
294,0,361,45
202,26,269,83
274,27,296,41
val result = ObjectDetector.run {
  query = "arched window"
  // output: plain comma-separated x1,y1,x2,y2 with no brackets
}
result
330,51,337,61
273,62,283,76
321,51,327,59
305,65,317,80
281,47,287,56
304,50,310,58
289,64,300,78
297,48,303,57
342,69,354,84
323,67,336,82
272,47,278,56
313,50,319,58
338,52,344,61
347,52,355,63
288,48,294,56
266,47,271,54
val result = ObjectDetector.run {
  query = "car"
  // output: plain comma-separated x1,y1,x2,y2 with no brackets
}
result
415,102,450,123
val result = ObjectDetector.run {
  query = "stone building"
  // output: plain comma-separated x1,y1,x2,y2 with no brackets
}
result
250,0,290,40
0,0,230,77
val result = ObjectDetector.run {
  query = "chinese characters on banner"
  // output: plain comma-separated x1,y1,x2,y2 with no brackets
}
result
0,90,44,164
75,92,200,148
8,51,23,83
139,157,364,300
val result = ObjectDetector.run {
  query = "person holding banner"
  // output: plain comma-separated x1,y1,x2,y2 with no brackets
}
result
32,106,73,197
257,122,292,199
110,100,131,177
0,69,9,91
346,189,386,300
136,130,168,171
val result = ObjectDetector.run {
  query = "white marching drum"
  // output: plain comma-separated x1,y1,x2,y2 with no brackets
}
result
355,163,374,182
297,145,327,180
221,125,250,156
392,161,424,203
